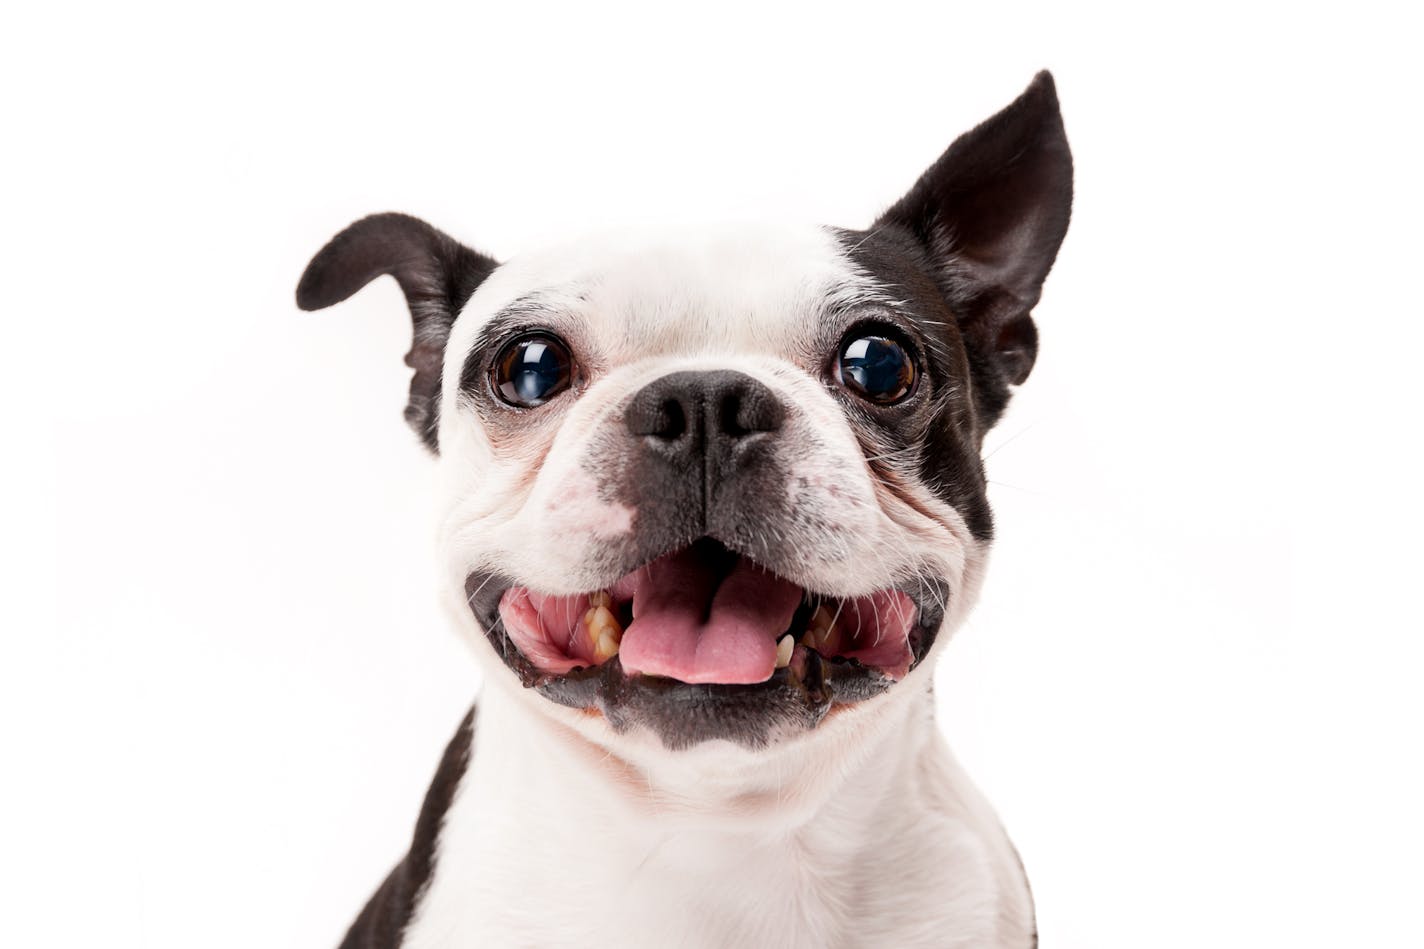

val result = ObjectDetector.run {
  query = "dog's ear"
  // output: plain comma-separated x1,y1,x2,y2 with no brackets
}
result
296,213,498,452
877,71,1073,387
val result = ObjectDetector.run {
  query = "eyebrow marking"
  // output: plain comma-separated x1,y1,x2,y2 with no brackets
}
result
470,292,567,350
821,276,907,320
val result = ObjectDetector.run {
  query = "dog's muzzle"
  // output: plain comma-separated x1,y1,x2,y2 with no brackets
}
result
465,370,950,748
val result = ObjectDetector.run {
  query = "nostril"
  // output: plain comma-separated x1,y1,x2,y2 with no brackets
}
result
654,397,687,441
721,384,783,437
720,392,749,438
626,385,689,441
625,370,783,444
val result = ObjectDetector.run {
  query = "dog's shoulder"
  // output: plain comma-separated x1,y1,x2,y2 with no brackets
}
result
338,705,476,949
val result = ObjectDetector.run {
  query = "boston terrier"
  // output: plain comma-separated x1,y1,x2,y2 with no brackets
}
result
297,70,1072,949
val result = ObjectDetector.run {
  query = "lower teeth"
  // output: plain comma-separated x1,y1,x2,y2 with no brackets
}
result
584,592,623,661
774,634,794,669
800,603,838,652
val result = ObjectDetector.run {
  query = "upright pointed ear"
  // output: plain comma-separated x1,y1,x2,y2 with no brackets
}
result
296,213,498,452
877,71,1073,386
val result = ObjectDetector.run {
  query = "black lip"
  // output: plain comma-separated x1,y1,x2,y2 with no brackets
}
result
464,553,949,750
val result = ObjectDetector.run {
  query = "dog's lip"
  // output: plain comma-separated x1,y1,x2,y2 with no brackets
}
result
463,546,947,743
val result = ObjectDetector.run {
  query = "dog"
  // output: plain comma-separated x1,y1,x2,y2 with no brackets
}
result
297,70,1072,949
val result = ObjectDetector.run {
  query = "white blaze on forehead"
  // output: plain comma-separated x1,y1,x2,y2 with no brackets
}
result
441,220,865,379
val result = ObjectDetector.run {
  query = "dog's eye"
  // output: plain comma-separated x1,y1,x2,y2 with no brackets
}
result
835,333,916,405
493,334,573,407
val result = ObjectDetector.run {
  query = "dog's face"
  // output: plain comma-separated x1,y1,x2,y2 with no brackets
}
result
298,73,1071,752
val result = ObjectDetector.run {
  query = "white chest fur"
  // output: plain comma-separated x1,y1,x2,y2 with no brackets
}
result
402,685,1034,949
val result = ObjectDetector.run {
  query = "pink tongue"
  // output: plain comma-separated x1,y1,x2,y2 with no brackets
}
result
618,548,802,684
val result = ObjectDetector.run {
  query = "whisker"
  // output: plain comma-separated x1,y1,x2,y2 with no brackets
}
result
465,573,499,605
889,592,912,648
983,423,1035,462
862,445,918,464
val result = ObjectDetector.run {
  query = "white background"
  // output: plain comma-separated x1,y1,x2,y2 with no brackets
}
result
6,2,1421,947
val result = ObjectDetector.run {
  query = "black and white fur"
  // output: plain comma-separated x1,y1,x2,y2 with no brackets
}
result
298,72,1072,948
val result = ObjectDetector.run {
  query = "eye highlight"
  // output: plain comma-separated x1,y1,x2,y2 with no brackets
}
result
493,333,573,407
835,333,917,405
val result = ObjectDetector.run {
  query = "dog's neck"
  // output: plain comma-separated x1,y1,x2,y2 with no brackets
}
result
401,679,1035,948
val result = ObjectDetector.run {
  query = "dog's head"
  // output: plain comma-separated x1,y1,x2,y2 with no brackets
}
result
298,73,1071,752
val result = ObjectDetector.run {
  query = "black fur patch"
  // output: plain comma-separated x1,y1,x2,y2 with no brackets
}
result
872,70,1073,397
297,214,498,452
827,226,999,540
826,71,1074,539
338,706,475,949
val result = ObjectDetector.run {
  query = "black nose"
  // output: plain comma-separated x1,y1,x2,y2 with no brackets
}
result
625,369,784,449
622,370,787,548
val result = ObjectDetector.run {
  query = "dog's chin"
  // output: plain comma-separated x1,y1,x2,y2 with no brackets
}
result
465,538,948,750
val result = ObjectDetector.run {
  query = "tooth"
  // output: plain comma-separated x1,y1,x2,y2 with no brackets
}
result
585,604,622,639
775,634,794,669
593,629,620,662
801,604,837,651
814,604,843,653
589,590,613,610
584,603,623,662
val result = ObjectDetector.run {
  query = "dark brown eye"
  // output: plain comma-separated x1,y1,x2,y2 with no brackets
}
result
493,334,573,407
835,333,916,404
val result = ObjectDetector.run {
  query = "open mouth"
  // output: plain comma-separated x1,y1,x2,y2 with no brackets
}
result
466,538,947,747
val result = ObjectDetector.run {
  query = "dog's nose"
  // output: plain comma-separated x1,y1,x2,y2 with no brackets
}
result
622,370,787,544
624,369,784,451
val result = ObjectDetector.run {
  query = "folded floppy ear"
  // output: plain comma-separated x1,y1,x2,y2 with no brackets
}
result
296,213,497,452
877,71,1073,387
